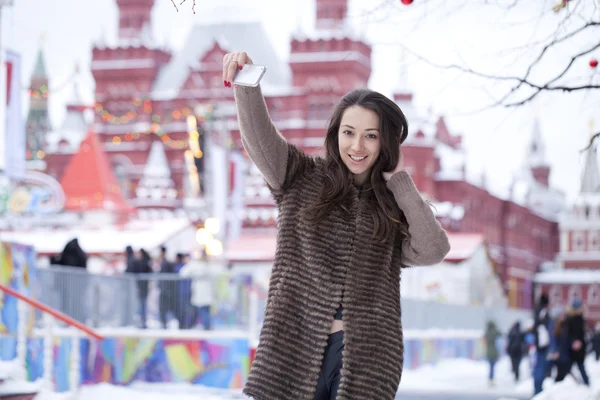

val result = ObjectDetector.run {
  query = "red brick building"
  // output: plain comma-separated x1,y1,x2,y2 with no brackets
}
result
534,140,600,324
26,0,566,309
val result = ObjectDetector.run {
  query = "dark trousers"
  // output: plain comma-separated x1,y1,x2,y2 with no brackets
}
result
569,359,590,385
314,331,344,400
555,361,570,382
533,349,549,395
510,354,521,381
159,294,175,328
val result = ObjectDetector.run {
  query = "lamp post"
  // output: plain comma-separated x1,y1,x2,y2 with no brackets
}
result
196,217,223,257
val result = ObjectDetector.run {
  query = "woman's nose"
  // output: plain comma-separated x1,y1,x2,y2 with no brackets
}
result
351,138,363,151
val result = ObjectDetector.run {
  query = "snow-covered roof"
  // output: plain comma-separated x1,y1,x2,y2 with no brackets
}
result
151,22,290,100
444,233,484,262
534,269,600,284
0,217,192,255
508,164,566,221
435,141,465,177
135,141,177,202
45,81,90,152
431,201,465,220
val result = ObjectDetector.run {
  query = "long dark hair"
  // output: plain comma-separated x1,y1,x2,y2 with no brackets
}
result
304,89,410,242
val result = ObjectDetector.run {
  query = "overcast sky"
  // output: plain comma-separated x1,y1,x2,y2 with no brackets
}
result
3,0,599,202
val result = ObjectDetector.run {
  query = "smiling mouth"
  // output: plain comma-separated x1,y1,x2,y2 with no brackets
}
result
349,155,367,162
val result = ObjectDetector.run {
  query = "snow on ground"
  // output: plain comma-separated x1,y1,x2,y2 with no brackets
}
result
0,356,597,400
399,356,532,397
529,356,600,400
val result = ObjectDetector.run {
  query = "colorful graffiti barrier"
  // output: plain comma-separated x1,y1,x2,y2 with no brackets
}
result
403,337,486,369
0,333,488,392
0,242,37,360
1,335,249,392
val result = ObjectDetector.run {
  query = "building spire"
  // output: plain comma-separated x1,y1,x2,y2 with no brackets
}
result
26,45,51,160
528,118,547,167
315,0,348,30
32,48,47,78
527,117,551,187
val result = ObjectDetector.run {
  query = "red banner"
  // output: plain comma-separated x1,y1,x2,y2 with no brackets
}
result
6,61,12,105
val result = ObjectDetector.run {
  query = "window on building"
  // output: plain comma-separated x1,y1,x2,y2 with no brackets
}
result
585,205,591,219
589,231,600,251
573,231,585,251
507,215,517,228
588,285,600,305
568,285,582,303
308,104,318,120
114,164,130,198
550,285,562,304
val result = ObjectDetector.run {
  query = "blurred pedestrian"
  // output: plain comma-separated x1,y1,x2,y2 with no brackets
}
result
179,249,215,330
565,298,590,386
592,322,600,361
485,320,501,387
506,321,524,382
157,246,177,328
126,248,152,328
551,314,571,382
533,293,551,395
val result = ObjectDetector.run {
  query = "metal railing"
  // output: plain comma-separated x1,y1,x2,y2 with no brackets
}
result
36,265,528,335
35,266,263,331
0,283,103,391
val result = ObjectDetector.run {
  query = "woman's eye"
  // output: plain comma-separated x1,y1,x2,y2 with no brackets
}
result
343,130,353,135
367,134,378,139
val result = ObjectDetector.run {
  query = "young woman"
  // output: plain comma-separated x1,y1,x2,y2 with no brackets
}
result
224,52,450,400
551,314,571,382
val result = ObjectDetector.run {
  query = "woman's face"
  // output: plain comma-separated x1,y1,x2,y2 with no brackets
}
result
337,106,381,185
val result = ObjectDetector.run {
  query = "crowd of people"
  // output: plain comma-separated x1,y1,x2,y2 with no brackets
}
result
485,293,600,395
124,246,215,330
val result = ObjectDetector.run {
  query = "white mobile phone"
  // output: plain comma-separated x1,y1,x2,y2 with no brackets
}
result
233,64,267,87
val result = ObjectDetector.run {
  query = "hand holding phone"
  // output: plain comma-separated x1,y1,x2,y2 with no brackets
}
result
223,52,266,87
232,64,267,87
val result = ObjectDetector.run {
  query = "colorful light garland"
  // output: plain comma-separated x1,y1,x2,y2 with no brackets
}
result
99,100,215,150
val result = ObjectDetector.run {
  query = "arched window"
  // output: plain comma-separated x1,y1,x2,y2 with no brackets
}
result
568,285,582,304
589,231,600,251
573,231,585,251
113,164,130,198
550,285,562,305
588,284,600,306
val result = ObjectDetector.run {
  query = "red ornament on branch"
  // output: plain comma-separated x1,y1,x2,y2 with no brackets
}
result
401,0,413,4
591,59,599,68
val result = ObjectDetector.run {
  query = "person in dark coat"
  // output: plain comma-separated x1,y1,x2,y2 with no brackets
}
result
565,299,590,385
157,246,177,328
58,238,88,268
125,245,135,270
533,293,552,395
126,248,152,328
506,321,524,382
592,323,600,361
51,238,89,322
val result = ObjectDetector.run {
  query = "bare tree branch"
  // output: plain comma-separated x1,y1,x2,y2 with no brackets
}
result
366,0,600,108
582,132,600,152
521,21,599,83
